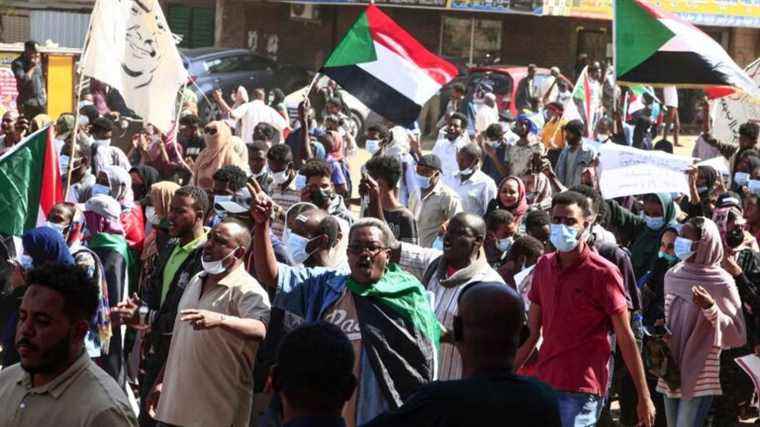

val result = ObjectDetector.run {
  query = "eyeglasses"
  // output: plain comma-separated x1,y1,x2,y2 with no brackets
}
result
203,127,218,135
347,244,387,257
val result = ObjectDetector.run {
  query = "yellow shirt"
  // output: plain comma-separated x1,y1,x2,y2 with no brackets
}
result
541,118,566,150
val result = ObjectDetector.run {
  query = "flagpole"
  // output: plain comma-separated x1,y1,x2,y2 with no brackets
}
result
65,5,96,201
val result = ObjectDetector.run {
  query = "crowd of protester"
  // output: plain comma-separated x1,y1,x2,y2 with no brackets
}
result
1,58,760,427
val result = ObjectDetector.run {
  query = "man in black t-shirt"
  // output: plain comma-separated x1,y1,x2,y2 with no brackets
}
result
362,282,561,427
362,155,418,244
178,114,205,161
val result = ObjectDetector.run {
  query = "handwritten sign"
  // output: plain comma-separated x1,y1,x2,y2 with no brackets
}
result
714,60,760,146
597,143,692,199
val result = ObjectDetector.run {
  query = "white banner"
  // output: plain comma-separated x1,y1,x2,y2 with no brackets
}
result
597,143,693,199
81,0,188,133
713,59,760,147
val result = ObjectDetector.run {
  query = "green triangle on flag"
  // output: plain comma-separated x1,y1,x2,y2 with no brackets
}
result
323,11,377,68
615,0,675,77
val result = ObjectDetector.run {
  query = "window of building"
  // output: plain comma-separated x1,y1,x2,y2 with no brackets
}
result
440,16,502,66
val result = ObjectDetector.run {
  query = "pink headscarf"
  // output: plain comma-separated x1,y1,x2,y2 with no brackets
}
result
497,176,529,223
664,217,746,399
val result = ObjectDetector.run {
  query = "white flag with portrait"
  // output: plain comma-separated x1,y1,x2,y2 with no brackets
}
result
82,0,188,133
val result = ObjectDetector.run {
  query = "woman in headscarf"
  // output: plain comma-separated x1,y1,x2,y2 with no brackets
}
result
1,227,76,367
139,181,180,294
224,86,249,132
129,165,159,204
658,217,745,426
268,88,289,122
99,165,145,253
486,176,529,226
191,121,248,190
84,194,132,386
605,192,678,279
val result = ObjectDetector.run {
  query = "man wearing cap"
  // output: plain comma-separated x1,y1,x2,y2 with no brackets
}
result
12,41,46,119
502,114,545,178
409,154,463,248
114,186,208,426
91,116,131,175
553,119,596,188
54,113,75,154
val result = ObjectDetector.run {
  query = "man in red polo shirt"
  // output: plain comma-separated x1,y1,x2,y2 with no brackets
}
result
515,191,655,427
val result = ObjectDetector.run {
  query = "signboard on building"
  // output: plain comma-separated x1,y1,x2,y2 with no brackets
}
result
450,0,543,14
543,0,760,28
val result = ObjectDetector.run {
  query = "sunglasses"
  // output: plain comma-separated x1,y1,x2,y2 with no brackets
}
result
203,127,217,135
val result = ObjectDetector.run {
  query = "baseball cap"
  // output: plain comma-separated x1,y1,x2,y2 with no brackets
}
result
214,188,253,215
56,114,76,139
418,154,442,171
716,192,742,210
91,116,115,132
563,119,585,137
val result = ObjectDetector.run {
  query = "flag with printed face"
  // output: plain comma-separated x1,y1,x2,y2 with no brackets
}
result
82,0,188,133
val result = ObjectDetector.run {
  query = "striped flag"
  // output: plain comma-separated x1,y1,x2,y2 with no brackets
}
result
0,127,63,236
320,5,459,127
615,0,760,100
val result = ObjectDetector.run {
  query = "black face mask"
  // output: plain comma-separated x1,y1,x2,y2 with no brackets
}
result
311,188,333,208
726,227,745,249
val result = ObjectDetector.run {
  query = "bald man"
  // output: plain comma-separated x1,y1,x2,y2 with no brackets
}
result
392,212,505,380
362,282,560,427
154,220,271,427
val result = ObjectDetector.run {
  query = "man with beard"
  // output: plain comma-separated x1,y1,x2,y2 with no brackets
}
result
432,113,471,187
0,264,136,426
554,119,596,188
251,203,439,427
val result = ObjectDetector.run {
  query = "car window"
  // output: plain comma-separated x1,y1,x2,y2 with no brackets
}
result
468,72,512,97
205,56,245,74
239,55,273,72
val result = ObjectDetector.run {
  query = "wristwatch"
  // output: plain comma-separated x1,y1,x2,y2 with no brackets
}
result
138,305,149,326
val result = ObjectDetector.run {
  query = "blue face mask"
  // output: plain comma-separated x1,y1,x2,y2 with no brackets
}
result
496,236,514,253
644,215,665,230
432,235,444,251
549,223,582,253
415,172,432,189
674,237,695,261
735,172,750,186
658,251,678,263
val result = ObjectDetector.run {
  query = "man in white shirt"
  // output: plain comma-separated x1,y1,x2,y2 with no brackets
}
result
663,85,681,147
213,88,288,144
450,143,497,217
432,113,471,188
475,93,499,138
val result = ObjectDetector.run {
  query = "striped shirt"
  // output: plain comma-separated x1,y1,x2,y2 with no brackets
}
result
656,294,722,398
398,242,505,381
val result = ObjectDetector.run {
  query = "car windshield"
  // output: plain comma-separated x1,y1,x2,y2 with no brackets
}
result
467,72,511,98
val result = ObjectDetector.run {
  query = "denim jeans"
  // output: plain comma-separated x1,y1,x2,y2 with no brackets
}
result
557,392,605,427
662,395,713,427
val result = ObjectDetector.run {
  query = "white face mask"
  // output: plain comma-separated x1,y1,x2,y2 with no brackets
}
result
45,221,67,236
366,139,381,154
294,174,307,191
145,206,160,226
496,236,514,253
213,195,233,214
287,231,315,265
201,247,238,275
272,169,290,185
93,138,111,146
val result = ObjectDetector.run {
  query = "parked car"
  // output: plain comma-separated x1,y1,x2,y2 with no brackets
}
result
439,65,554,119
181,48,311,122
